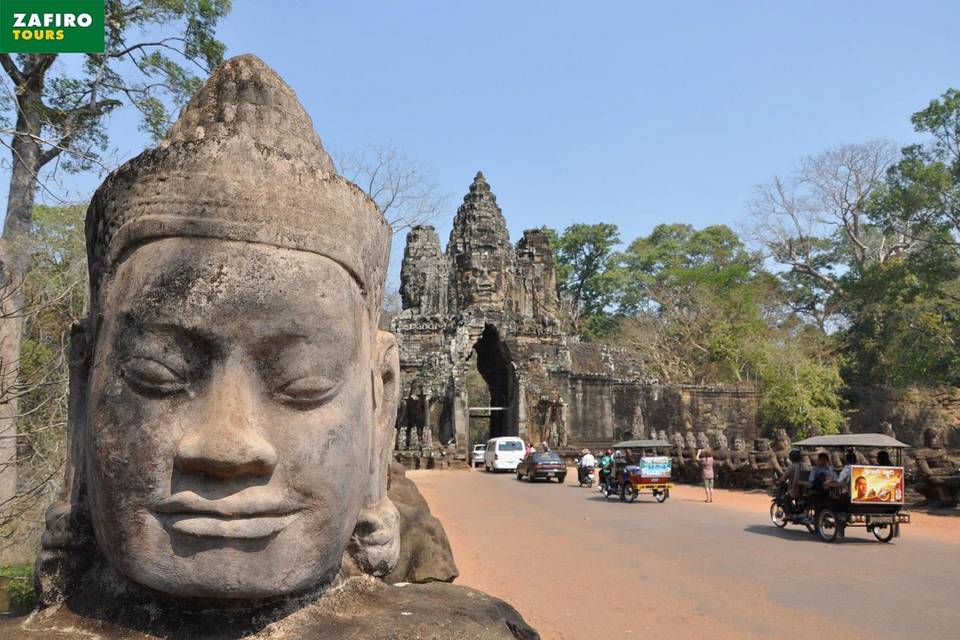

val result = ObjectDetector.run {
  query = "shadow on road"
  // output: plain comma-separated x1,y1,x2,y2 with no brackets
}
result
743,524,877,544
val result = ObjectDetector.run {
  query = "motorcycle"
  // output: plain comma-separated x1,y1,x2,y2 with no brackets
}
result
576,463,595,487
770,484,815,533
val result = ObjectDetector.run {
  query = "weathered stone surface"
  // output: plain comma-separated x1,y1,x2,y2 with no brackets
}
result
29,53,536,637
386,462,459,584
1,576,538,639
393,174,760,453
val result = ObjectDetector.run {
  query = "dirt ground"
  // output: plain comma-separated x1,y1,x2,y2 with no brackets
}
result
410,468,960,640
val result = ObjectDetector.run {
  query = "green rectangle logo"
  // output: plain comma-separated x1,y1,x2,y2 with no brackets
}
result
0,0,104,53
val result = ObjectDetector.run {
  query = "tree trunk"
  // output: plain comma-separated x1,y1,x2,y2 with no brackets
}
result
0,87,43,530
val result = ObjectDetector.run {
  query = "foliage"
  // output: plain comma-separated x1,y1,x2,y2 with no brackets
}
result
540,220,847,435
2,206,87,552
756,337,845,437
840,245,960,386
837,87,960,387
541,223,622,335
613,224,770,383
0,563,36,614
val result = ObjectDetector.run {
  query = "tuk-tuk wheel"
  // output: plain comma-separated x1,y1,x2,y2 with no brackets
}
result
655,489,668,503
816,509,839,543
622,483,637,503
871,523,896,543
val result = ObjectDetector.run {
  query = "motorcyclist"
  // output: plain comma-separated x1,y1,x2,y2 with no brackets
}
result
599,449,613,492
608,450,626,493
777,448,808,512
577,449,597,485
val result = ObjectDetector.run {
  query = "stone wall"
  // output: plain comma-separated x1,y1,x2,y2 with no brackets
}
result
845,386,960,447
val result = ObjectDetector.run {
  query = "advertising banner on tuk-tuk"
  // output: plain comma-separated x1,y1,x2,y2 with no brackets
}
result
850,465,904,504
640,456,672,478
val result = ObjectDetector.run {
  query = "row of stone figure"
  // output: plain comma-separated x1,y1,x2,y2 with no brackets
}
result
637,426,960,507
396,425,434,451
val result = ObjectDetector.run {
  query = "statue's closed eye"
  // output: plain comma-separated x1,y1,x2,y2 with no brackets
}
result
273,376,342,411
120,357,188,397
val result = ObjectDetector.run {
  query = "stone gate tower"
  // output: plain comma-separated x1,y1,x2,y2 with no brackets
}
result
393,173,759,453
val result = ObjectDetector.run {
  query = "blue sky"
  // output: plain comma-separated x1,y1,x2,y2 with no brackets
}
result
4,1,959,286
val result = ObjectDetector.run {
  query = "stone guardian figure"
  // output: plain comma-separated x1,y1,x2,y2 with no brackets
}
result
17,55,536,640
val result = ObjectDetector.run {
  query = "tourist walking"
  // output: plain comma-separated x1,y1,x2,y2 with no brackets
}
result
697,447,715,502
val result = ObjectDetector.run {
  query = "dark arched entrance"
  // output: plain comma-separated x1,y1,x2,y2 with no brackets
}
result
470,324,517,440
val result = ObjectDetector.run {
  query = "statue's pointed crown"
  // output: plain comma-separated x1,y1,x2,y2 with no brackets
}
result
86,54,390,315
162,55,335,171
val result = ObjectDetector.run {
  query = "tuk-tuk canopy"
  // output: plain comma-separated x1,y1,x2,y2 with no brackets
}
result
612,439,672,449
793,434,909,449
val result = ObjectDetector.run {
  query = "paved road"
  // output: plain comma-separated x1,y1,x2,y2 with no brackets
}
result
411,468,960,640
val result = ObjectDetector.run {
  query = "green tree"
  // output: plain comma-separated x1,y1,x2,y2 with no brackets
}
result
756,337,845,437
2,205,87,552
0,1,231,513
839,87,960,387
541,223,622,335
840,243,960,386
612,223,844,434
871,88,959,256
615,224,770,383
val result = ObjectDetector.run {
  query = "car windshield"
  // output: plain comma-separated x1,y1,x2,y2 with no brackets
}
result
474,445,485,451
530,453,562,462
498,441,523,451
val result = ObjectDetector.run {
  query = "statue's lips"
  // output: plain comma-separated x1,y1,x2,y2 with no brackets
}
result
151,492,304,540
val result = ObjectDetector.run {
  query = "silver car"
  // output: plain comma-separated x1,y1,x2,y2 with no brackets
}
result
470,444,486,467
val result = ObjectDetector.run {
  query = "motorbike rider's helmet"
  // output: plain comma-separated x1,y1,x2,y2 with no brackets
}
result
788,448,801,463
606,449,612,455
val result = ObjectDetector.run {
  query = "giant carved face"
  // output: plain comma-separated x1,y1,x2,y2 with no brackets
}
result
86,238,378,599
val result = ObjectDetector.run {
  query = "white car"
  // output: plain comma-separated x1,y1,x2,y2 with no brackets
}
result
483,437,526,472
470,444,486,467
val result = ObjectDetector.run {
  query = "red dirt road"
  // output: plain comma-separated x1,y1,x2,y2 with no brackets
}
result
410,468,960,640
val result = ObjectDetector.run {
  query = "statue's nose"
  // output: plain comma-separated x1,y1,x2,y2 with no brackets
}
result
175,362,277,479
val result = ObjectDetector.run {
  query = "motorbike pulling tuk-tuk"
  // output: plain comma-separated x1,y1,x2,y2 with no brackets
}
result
602,440,674,503
771,434,911,543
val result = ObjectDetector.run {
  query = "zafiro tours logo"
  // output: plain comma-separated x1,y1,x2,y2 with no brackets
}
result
0,0,104,53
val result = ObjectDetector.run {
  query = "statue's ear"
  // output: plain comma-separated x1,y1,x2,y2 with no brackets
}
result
370,330,399,505
346,331,401,579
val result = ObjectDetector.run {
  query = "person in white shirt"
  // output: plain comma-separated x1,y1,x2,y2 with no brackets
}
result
579,449,597,468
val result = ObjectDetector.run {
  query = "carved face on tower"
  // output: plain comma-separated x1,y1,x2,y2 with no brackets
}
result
79,56,398,600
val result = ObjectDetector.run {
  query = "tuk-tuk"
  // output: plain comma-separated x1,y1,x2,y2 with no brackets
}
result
781,434,911,543
603,440,674,503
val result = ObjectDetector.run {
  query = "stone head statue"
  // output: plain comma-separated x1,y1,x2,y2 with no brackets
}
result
774,428,791,451
42,56,399,603
684,432,697,449
649,429,658,441
670,432,685,450
696,432,710,449
880,421,896,439
754,438,772,452
922,426,945,449
714,431,729,450
733,436,746,452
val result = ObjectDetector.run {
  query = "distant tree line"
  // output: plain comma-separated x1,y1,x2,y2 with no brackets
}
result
542,87,960,437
